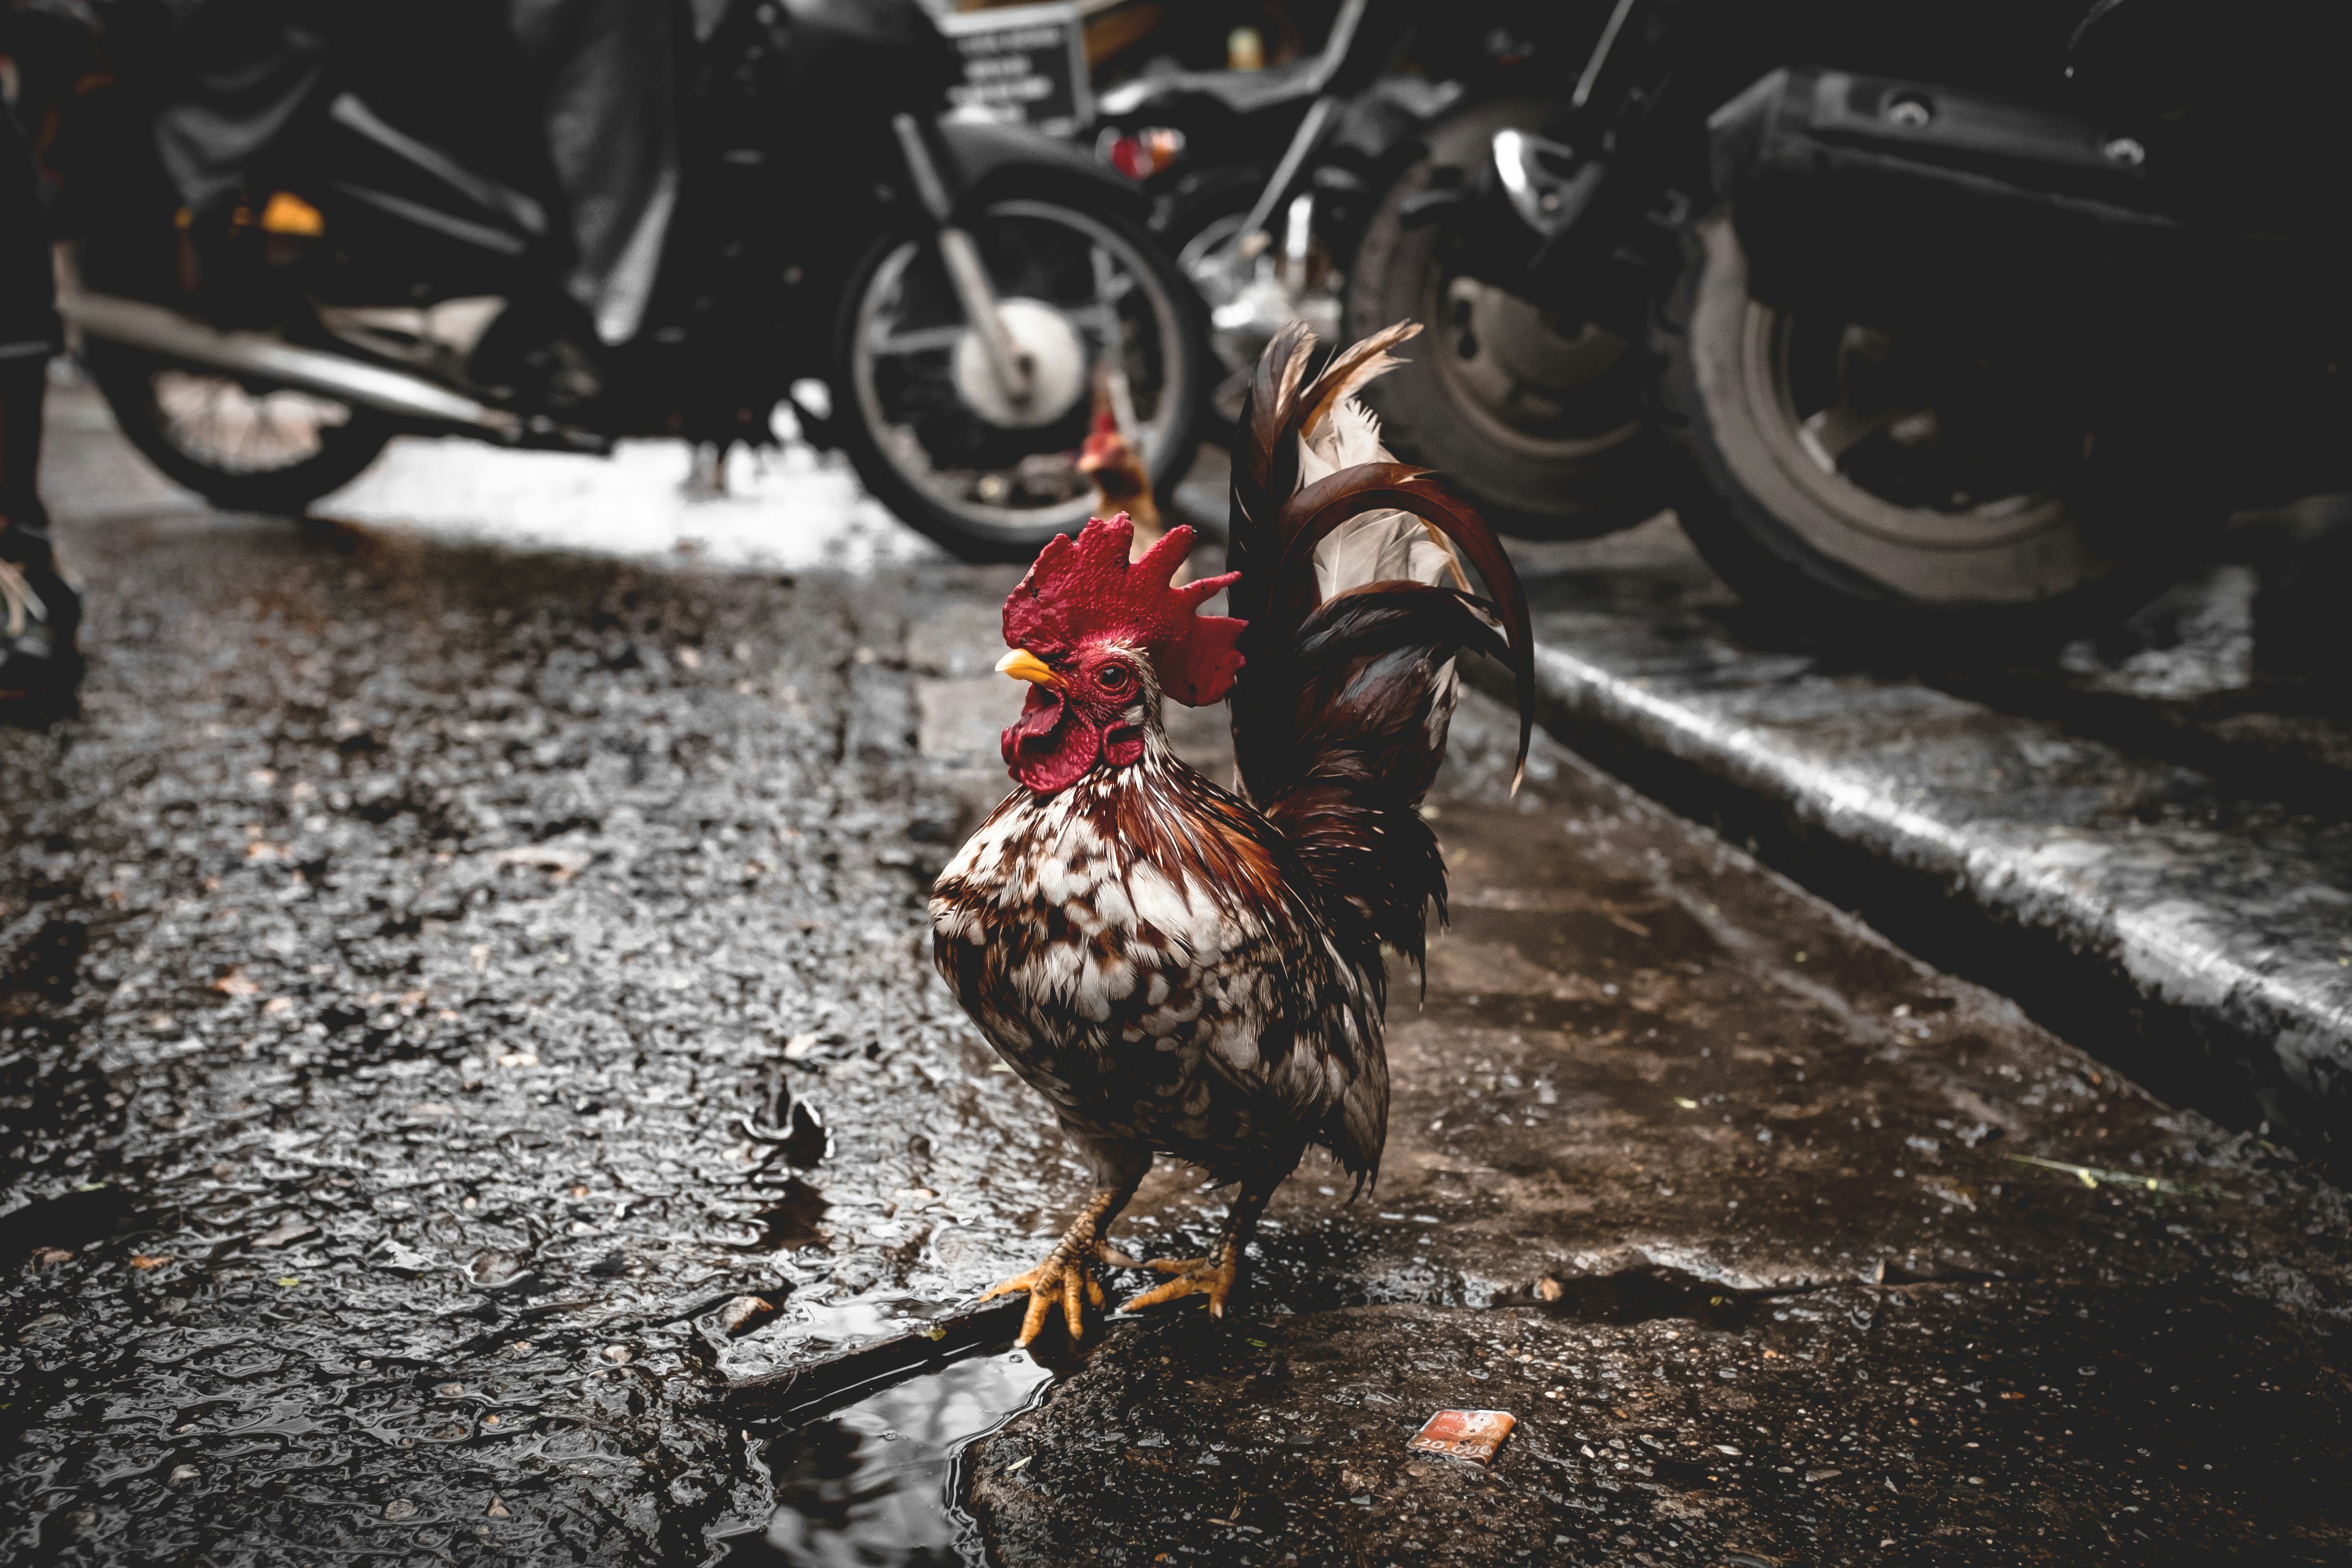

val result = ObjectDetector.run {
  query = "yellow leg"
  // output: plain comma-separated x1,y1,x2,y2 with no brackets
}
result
1120,1235,1242,1316
1119,1168,1282,1319
977,1186,1130,1346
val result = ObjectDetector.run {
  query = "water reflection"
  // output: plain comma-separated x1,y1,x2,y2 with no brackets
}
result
730,1348,1053,1567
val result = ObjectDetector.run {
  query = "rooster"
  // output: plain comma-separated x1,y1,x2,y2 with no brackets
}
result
930,320,1533,1346
1075,392,1164,562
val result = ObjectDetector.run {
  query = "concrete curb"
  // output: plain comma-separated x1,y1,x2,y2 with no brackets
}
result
1471,611,2352,1156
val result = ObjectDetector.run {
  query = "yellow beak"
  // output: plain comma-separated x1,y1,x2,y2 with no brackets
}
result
996,648,1060,688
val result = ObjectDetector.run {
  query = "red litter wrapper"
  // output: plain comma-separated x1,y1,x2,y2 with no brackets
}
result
1407,1409,1517,1464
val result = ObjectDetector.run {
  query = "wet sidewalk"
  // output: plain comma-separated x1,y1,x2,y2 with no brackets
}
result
940,697,2352,1567
1475,509,2352,1163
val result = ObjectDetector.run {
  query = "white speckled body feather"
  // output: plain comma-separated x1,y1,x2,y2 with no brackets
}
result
931,730,1387,1181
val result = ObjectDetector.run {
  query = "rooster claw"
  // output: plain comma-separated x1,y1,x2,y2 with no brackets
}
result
980,1247,1109,1346
1120,1253,1238,1318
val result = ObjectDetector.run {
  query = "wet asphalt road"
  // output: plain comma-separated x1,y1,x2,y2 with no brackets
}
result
6,399,2351,1565
2,478,987,1560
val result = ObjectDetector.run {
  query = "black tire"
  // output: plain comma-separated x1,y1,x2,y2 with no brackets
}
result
1654,213,2214,649
831,195,1204,564
83,338,397,515
1344,99,1667,540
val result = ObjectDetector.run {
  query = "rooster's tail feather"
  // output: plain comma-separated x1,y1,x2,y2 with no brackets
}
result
1225,320,1536,980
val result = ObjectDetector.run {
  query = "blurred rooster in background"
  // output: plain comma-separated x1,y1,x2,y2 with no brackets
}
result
930,320,1533,1345
1075,372,1163,562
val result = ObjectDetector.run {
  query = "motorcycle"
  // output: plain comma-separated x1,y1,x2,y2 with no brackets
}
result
1325,5,1666,539
49,0,1205,564
1093,0,1583,453
1368,0,2352,637
1092,0,1438,445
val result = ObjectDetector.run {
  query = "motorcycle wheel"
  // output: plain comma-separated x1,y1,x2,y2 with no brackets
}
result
82,338,398,516
832,196,1203,564
1655,214,2212,646
1344,99,1666,539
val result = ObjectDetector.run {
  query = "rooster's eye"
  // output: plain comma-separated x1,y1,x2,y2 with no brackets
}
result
1099,664,1132,691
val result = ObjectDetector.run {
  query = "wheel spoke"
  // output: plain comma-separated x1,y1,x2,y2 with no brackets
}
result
1058,303,1124,337
145,367,336,475
255,398,285,463
1088,246,1139,308
235,395,265,465
866,322,967,358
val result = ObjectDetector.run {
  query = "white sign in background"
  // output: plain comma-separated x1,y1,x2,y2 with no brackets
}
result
937,2,1093,139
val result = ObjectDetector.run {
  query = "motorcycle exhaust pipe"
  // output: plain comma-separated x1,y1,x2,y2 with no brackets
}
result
59,292,523,439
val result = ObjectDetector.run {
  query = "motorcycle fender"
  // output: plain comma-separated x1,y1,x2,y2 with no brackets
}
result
1710,68,2183,329
933,116,1150,221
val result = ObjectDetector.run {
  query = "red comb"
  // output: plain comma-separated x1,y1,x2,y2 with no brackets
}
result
1003,515,1245,707
1078,409,1127,469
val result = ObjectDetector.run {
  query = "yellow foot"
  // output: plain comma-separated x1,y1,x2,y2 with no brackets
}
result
1120,1252,1239,1318
979,1244,1108,1347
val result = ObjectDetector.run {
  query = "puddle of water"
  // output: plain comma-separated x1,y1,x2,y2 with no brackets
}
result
720,1346,1053,1568
784,1290,939,1344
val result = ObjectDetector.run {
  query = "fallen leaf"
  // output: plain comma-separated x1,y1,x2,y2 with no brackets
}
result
129,1254,174,1271
213,968,261,997
715,1295,775,1336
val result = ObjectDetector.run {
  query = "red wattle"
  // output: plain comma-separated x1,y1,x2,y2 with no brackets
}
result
1002,685,1102,794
